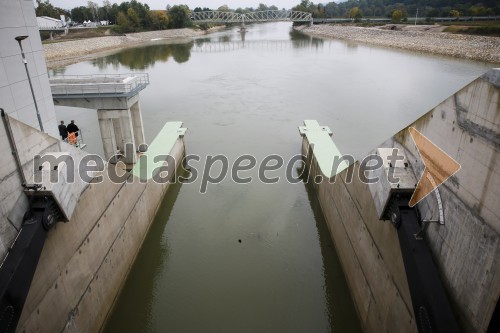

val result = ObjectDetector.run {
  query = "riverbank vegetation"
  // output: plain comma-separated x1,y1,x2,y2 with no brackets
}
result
36,0,500,38
441,20,500,36
292,0,499,20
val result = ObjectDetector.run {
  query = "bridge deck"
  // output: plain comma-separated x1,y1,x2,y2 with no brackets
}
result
50,73,149,99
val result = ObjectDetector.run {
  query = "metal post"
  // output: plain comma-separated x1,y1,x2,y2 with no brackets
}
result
15,36,44,133
1,109,27,186
415,8,418,25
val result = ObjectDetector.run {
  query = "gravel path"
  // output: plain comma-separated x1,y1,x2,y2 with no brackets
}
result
44,27,222,69
298,25,500,63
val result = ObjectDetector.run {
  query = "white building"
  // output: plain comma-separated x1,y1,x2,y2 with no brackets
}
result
1,0,58,254
36,15,63,29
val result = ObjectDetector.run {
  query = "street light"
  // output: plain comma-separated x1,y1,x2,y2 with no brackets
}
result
15,35,44,132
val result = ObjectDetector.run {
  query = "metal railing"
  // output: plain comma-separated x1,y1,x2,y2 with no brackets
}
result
50,73,149,98
245,10,312,22
190,10,313,24
62,130,86,148
38,25,66,31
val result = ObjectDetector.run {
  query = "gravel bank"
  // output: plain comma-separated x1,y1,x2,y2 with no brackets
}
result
44,27,223,69
298,25,500,63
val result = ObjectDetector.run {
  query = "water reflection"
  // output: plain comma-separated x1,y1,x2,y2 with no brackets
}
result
190,29,323,53
103,172,185,332
90,29,324,70
301,168,363,332
92,41,194,70
289,29,322,42
195,37,211,47
218,35,232,43
190,39,323,53
49,67,66,76
240,29,246,43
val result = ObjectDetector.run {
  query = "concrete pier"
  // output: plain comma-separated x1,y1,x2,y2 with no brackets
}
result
51,74,149,163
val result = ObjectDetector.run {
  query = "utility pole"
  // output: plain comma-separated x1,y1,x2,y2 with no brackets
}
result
415,8,418,25
15,36,44,132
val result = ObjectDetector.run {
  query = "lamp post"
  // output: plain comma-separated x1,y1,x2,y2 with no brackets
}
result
15,35,44,132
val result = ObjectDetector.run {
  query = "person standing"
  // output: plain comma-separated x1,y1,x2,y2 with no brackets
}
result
67,120,79,137
58,121,68,140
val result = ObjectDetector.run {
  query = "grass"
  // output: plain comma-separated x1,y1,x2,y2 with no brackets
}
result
443,23,500,36
441,20,500,36
440,20,500,27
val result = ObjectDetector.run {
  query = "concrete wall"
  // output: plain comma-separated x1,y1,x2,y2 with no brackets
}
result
391,69,499,332
13,123,185,332
0,114,184,332
305,68,499,332
0,0,59,259
303,139,417,332
0,116,60,260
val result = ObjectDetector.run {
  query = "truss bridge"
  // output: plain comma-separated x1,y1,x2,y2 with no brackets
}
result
190,10,312,25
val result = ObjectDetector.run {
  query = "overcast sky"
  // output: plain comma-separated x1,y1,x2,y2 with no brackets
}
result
45,1,307,11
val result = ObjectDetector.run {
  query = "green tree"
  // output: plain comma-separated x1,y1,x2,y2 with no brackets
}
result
167,5,190,29
87,1,99,21
148,11,168,30
449,9,460,18
117,11,133,32
127,8,141,29
348,7,363,21
102,0,111,23
324,2,339,17
71,6,91,23
217,5,230,12
257,4,269,11
392,9,403,23
36,0,69,19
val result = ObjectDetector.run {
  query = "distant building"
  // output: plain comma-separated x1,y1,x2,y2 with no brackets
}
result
36,16,63,29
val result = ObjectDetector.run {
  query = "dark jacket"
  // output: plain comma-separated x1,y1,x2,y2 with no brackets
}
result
58,124,68,138
67,123,79,134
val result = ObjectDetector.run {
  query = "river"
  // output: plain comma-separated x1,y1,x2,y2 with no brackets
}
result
52,22,492,332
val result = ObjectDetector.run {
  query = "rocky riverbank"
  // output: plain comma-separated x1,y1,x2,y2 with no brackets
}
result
297,25,500,63
44,27,224,69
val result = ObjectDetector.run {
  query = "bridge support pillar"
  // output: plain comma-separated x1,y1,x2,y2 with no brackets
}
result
98,117,118,163
97,106,145,164
130,101,146,150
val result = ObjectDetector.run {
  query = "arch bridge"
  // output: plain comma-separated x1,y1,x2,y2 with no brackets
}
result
190,10,312,24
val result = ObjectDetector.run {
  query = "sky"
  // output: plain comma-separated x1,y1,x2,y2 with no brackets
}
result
46,1,308,11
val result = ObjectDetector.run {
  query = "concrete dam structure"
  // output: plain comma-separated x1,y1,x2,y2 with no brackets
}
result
0,2,187,332
0,1,499,332
301,69,499,332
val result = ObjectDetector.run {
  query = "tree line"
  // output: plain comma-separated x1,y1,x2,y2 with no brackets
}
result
35,0,190,32
292,0,499,20
34,0,500,33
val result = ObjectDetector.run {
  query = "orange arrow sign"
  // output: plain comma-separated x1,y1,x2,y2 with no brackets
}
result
408,127,461,207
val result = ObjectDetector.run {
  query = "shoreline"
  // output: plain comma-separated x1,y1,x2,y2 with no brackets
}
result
44,27,225,69
296,25,500,63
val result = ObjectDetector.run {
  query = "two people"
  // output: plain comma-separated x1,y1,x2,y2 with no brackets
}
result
59,120,80,145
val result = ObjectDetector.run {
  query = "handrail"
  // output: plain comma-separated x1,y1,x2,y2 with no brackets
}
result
50,73,149,98
63,130,85,148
